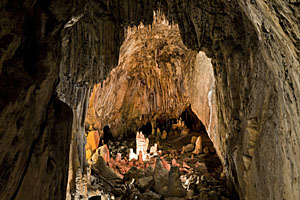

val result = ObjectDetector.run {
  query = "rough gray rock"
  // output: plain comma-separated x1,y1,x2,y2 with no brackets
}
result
166,166,187,198
136,176,153,190
153,158,168,195
141,189,162,200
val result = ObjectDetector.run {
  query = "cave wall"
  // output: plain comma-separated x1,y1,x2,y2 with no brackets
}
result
55,2,157,198
0,1,75,199
1,0,299,200
159,1,300,199
183,51,220,163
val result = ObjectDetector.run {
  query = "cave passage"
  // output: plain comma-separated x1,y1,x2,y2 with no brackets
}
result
85,103,239,199
179,106,206,132
82,13,239,200
138,121,152,136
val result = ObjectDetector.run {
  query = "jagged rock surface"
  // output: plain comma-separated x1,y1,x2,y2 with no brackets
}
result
160,1,300,199
87,18,194,137
0,0,299,200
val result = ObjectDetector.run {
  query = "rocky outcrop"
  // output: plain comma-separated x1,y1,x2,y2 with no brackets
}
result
86,11,219,169
182,51,220,162
86,16,194,137
1,0,299,200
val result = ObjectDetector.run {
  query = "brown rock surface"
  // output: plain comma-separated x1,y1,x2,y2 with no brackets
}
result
193,136,203,155
88,18,193,137
0,0,299,200
86,130,100,151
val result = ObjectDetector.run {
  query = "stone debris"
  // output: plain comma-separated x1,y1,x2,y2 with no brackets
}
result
203,146,209,154
182,143,195,153
86,130,237,199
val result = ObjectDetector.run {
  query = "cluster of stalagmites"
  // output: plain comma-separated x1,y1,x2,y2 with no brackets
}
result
85,118,191,160
85,127,231,200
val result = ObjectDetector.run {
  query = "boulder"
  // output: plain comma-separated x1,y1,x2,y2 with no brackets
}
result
209,190,219,200
123,166,142,182
92,156,121,180
99,144,110,163
136,176,153,189
87,130,100,151
153,158,168,195
184,144,195,153
141,189,162,200
166,166,187,197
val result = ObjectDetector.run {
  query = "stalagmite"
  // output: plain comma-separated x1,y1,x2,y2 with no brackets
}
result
150,143,158,156
193,136,203,155
156,128,161,137
191,136,198,144
136,131,149,160
161,130,167,140
129,148,137,161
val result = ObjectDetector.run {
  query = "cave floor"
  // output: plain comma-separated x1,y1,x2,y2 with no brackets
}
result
159,131,223,176
88,131,239,200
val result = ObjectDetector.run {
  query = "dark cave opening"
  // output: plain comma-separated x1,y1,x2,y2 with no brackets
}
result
138,121,152,136
180,105,206,132
102,125,114,145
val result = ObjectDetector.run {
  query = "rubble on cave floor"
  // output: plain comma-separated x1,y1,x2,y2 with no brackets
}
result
86,129,239,200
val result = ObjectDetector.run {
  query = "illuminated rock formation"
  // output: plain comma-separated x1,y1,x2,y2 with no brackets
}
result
136,131,149,161
86,130,100,151
87,17,193,137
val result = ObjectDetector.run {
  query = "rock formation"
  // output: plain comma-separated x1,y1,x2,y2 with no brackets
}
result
86,17,193,137
0,0,299,200
193,136,203,155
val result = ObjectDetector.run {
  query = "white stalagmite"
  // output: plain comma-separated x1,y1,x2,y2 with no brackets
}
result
150,143,158,156
136,131,149,160
128,132,160,161
129,148,137,160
